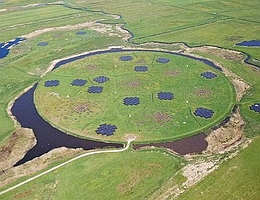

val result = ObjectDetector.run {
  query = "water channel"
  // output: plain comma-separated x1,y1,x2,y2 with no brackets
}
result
10,47,227,166
236,40,260,47
12,84,123,166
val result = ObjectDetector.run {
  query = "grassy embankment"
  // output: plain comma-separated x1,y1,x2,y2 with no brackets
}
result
34,51,235,142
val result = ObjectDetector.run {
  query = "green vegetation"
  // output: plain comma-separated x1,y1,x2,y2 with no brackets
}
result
0,16,124,142
66,0,260,66
0,3,115,42
0,0,259,199
35,51,235,142
177,137,260,200
191,51,260,137
1,149,185,199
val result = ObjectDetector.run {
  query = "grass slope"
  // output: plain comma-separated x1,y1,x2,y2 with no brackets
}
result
1,149,185,199
177,137,260,200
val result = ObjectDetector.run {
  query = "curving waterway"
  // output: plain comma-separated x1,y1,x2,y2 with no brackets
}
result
12,84,123,166
11,47,229,166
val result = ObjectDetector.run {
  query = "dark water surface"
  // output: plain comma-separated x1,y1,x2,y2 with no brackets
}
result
236,40,260,47
12,84,123,166
0,38,25,58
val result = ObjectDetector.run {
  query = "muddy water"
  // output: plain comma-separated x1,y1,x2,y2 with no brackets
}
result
133,133,208,155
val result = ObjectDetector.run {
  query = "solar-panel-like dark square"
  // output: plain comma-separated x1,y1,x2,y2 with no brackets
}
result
93,76,109,83
157,92,174,100
123,97,140,106
134,66,148,72
201,71,217,79
250,103,260,113
37,42,49,46
76,31,86,35
120,55,133,61
156,57,170,63
71,79,87,86
194,107,214,118
44,80,59,87
88,86,103,93
96,123,117,136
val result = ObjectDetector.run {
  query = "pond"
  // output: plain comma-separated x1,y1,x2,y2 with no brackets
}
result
0,38,25,58
236,40,260,47
133,133,207,155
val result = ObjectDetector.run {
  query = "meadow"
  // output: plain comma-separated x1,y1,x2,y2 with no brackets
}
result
0,13,124,143
35,51,235,142
1,149,186,199
0,0,259,199
177,137,260,200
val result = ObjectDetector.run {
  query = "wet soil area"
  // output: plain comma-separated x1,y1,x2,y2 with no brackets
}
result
133,133,208,155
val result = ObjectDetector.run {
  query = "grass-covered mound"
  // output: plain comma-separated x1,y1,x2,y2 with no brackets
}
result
35,51,235,142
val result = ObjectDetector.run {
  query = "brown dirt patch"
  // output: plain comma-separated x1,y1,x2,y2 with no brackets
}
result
127,80,141,88
194,87,211,98
231,78,251,101
166,69,180,77
220,66,251,101
205,107,245,153
86,64,99,71
187,46,243,61
0,128,36,172
153,112,172,124
125,134,136,141
136,58,146,64
73,103,92,114
14,190,32,199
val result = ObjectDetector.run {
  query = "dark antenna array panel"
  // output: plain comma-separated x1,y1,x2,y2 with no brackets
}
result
96,124,117,136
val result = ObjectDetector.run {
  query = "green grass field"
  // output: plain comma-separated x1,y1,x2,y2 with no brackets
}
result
0,2,115,42
0,0,259,199
177,137,260,200
35,51,235,142
66,0,260,66
1,149,185,199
